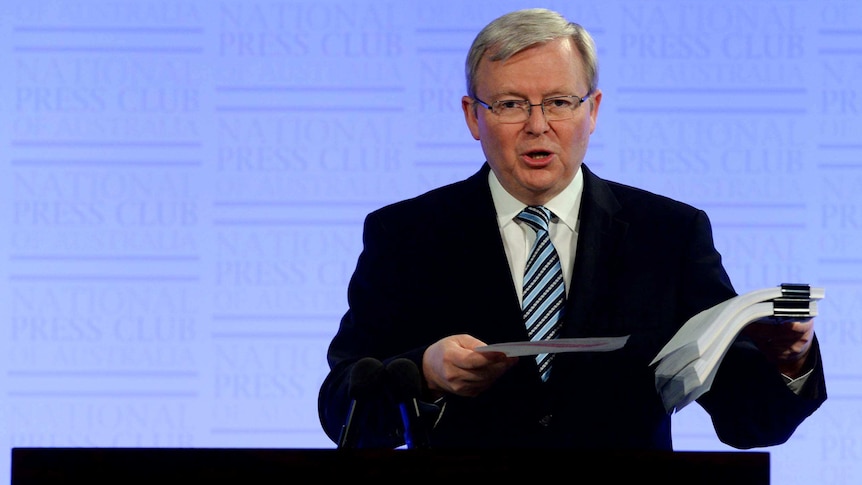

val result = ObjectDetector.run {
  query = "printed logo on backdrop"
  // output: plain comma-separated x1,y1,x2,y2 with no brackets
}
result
8,1,203,450
215,2,408,204
813,4,862,483
0,2,860,485
612,2,809,290
211,2,410,440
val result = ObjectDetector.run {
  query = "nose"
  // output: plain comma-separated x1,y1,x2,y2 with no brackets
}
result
525,102,550,134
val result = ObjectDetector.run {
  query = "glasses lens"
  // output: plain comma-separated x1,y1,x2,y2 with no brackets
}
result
544,98,576,121
483,96,585,123
494,100,528,123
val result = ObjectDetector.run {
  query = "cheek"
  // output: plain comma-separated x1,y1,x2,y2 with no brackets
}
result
556,126,591,159
481,125,516,151
572,120,594,144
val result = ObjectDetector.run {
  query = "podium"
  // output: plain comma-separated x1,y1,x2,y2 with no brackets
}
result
12,447,769,484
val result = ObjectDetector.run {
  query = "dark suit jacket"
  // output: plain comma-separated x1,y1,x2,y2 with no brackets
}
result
318,163,826,449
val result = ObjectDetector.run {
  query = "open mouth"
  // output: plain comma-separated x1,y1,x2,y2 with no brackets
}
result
524,150,553,163
527,150,551,159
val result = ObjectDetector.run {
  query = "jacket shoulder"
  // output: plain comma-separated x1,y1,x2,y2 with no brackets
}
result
369,166,491,222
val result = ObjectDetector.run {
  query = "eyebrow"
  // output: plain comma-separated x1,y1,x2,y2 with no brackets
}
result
490,90,575,100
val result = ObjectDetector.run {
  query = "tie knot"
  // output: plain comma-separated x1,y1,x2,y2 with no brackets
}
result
517,205,553,233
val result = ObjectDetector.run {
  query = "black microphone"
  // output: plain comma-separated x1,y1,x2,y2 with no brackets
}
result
386,358,431,449
338,357,385,449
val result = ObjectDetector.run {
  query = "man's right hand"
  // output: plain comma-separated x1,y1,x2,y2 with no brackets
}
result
422,334,519,398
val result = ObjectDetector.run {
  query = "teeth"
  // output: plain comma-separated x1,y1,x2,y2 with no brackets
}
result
529,153,548,158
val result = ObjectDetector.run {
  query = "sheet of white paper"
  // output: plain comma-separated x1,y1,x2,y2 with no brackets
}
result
475,336,629,357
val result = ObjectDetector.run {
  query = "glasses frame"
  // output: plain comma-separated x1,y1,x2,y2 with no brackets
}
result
472,91,593,123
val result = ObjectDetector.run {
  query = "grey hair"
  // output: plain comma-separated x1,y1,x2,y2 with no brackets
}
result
465,8,599,98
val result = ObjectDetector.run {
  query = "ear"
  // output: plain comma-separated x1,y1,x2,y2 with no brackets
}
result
588,89,602,134
462,96,481,140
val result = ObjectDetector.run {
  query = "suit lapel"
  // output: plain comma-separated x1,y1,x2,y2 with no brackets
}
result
455,165,526,340
563,165,629,337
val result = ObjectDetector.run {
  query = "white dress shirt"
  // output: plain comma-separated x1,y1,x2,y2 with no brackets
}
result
489,168,583,304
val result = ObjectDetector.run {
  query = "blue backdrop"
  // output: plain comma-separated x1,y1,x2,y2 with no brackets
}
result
2,1,860,484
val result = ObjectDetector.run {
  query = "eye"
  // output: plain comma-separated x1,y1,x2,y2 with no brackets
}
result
547,97,575,109
496,100,525,110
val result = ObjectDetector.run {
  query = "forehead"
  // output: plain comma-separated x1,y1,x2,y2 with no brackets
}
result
476,38,586,96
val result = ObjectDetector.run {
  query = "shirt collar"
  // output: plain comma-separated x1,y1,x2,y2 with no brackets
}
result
489,167,583,232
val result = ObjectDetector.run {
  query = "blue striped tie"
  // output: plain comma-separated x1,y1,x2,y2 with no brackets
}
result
517,206,565,382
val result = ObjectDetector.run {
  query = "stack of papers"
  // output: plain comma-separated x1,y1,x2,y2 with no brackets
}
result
650,283,825,414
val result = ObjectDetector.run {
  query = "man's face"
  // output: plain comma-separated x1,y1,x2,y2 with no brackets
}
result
462,37,602,206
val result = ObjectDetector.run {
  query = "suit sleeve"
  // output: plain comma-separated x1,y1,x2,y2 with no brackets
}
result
685,211,828,448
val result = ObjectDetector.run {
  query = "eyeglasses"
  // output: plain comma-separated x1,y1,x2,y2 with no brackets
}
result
472,92,592,123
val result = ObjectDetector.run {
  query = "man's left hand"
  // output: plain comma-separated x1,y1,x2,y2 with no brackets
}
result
743,317,814,378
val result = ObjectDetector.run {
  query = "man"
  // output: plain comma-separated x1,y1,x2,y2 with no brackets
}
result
318,8,826,449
